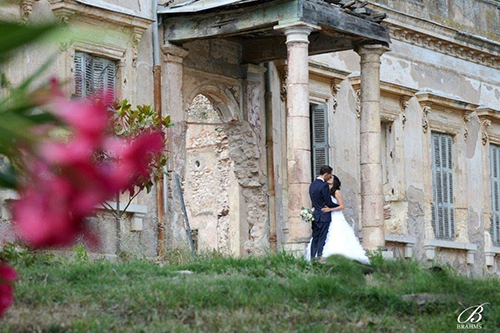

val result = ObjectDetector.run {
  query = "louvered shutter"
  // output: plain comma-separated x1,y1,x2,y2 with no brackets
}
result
431,133,455,239
92,57,105,95
74,52,85,98
311,104,329,178
490,144,500,245
75,52,116,100
104,59,116,101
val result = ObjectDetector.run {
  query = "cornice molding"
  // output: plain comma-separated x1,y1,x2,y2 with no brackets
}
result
48,0,153,31
369,3,500,70
416,92,479,112
477,107,500,122
309,61,350,81
350,77,419,97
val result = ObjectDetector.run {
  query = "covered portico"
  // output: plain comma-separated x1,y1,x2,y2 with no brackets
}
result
158,0,391,254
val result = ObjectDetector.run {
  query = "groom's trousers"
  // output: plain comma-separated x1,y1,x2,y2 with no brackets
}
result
311,221,330,258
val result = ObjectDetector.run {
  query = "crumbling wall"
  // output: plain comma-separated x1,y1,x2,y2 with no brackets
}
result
225,122,269,254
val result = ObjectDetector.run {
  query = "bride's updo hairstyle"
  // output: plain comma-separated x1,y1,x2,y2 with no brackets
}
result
330,175,341,195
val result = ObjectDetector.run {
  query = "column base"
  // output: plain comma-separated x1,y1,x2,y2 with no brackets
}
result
283,239,309,258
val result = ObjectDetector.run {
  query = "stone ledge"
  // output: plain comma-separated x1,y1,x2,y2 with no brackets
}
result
385,234,416,258
424,239,477,264
48,0,153,30
0,190,18,220
96,202,148,232
485,246,500,267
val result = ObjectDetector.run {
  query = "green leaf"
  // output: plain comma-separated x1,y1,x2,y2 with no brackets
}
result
0,164,18,189
0,22,58,61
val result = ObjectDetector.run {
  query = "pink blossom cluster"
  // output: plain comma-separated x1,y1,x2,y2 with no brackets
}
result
12,92,164,248
0,263,17,317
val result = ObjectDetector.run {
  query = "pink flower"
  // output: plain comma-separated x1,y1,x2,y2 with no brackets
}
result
0,263,17,317
111,131,164,188
12,94,165,249
50,98,110,140
0,264,17,282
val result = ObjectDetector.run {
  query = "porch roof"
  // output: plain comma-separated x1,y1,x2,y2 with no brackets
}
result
158,0,391,63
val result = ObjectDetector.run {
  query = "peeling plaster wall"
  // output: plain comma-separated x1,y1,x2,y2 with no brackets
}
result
165,38,269,255
306,0,500,275
331,80,362,233
0,0,159,257
373,0,500,42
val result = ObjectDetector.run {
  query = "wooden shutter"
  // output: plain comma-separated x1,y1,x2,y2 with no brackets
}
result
92,57,116,100
92,57,105,95
311,104,329,178
104,59,116,101
431,133,455,239
490,144,500,245
75,52,116,100
74,52,84,98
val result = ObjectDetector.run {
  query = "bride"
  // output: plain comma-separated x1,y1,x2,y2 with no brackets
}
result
305,175,370,264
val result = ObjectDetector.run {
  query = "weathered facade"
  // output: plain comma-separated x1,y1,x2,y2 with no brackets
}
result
1,0,500,276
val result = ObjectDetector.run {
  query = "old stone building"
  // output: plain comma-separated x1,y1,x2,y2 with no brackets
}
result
1,0,500,276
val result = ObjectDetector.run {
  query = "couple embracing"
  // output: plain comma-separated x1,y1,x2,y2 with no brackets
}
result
305,165,369,264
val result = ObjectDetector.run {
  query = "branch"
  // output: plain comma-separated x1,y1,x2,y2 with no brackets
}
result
118,190,141,218
100,202,120,219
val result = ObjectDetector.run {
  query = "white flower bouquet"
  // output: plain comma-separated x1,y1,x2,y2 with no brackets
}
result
300,206,314,223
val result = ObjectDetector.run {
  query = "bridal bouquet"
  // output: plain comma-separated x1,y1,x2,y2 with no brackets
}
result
300,207,314,223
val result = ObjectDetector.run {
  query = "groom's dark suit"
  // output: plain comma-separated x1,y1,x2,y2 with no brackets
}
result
309,178,339,258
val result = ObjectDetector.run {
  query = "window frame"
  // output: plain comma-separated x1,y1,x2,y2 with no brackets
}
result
310,102,330,179
73,51,118,100
431,131,456,240
490,143,500,246
71,43,124,100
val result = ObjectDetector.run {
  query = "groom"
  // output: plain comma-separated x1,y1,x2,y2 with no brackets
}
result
309,165,339,260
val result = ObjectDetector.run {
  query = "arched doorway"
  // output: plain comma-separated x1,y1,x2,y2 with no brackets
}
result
184,94,238,255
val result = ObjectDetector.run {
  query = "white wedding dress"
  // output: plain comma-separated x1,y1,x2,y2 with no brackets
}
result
305,196,370,264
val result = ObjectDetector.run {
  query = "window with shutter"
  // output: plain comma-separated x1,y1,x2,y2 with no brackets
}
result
431,133,455,239
310,104,329,178
74,52,117,100
381,122,395,197
490,144,500,245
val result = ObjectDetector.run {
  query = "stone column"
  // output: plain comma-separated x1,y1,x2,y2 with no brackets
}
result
274,22,319,252
356,44,389,251
161,44,189,248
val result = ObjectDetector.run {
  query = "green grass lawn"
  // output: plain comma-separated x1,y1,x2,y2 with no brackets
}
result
1,250,499,332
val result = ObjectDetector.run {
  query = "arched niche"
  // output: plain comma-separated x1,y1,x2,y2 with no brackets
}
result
183,93,244,256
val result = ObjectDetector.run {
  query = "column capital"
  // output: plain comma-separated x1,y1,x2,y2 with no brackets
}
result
241,63,267,81
355,44,390,57
161,44,189,63
274,21,321,44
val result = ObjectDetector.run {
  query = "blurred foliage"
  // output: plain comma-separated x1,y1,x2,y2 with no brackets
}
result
0,21,58,189
0,243,54,267
110,99,173,195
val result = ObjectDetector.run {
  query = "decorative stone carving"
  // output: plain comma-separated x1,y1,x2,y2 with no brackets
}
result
463,113,472,141
422,106,431,133
387,23,500,70
400,96,410,128
131,29,142,67
482,119,492,146
354,88,361,118
21,0,39,24
331,82,341,113
280,68,287,102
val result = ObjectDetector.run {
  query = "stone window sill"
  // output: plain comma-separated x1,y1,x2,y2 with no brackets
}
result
385,234,416,258
485,246,500,267
424,239,477,264
97,202,148,232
